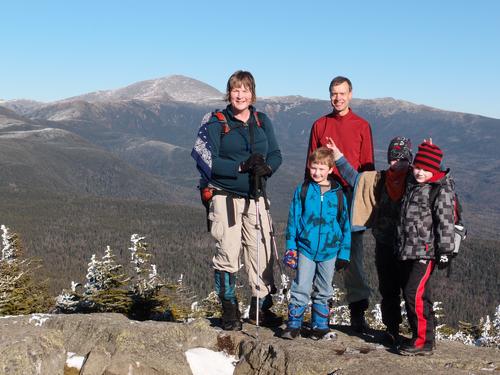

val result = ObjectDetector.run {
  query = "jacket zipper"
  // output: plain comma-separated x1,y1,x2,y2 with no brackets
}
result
315,193,324,258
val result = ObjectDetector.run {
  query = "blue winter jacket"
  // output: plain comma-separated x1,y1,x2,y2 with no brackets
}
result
286,180,351,262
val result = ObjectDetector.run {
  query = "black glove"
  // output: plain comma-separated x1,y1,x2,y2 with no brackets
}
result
335,259,350,271
437,254,451,270
240,153,265,173
253,163,272,177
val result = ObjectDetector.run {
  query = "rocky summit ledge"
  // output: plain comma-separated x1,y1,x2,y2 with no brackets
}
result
0,313,498,375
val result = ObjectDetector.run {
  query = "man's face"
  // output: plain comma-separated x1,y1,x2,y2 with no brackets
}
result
309,162,333,184
330,81,352,115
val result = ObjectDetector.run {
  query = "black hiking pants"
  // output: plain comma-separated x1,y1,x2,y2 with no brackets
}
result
400,259,436,348
375,241,403,331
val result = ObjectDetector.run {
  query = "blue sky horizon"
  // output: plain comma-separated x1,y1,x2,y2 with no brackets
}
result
1,1,499,119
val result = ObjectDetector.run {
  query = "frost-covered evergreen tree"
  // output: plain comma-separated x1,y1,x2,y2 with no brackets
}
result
84,246,128,294
56,245,130,313
369,304,385,330
494,305,500,343
328,285,350,325
1,224,20,262
129,234,163,298
0,225,50,315
127,234,171,320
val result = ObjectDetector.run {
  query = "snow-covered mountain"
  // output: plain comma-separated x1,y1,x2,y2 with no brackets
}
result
62,75,224,103
2,74,500,219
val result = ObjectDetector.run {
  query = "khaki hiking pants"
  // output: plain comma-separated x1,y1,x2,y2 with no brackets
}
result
209,193,275,299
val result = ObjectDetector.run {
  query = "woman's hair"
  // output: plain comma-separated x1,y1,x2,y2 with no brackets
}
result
224,70,256,103
308,147,335,168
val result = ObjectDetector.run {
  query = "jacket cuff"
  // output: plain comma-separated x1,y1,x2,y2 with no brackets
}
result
337,247,350,261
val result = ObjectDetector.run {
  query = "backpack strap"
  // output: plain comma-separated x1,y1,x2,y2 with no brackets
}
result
213,111,230,134
300,179,310,216
336,187,343,225
300,179,344,224
429,183,462,225
253,111,262,128
428,184,440,208
213,110,263,136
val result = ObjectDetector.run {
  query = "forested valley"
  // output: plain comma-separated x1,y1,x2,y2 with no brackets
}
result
1,188,498,327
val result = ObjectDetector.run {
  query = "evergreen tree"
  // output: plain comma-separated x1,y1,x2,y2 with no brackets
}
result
128,234,170,320
0,225,51,315
56,245,131,313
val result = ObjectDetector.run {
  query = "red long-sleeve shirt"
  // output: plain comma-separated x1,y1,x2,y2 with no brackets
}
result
307,109,375,187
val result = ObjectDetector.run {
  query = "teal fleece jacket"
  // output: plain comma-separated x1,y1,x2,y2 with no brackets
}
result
207,105,282,197
286,180,351,262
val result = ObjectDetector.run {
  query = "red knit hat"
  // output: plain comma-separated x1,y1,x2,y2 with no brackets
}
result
413,142,443,174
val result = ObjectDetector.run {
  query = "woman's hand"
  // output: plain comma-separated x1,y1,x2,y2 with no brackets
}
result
325,137,343,161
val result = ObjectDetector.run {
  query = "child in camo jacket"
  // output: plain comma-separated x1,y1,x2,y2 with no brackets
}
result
396,141,456,356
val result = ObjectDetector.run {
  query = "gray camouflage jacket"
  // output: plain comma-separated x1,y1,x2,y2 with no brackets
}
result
396,171,456,260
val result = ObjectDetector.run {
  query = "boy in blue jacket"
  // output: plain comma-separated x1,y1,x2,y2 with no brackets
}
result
281,147,351,339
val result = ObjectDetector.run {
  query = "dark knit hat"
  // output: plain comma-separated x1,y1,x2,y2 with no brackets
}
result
387,136,413,163
413,142,443,174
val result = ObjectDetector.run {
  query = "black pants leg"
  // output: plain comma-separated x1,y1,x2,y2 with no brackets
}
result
375,242,402,331
401,259,436,348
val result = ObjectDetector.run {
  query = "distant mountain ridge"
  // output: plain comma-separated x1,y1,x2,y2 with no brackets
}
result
0,109,190,203
1,74,500,234
1,75,499,327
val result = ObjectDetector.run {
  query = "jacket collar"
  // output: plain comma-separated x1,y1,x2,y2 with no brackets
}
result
225,104,256,124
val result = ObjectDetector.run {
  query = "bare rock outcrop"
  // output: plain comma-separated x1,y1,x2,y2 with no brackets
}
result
0,313,498,375
1,313,218,375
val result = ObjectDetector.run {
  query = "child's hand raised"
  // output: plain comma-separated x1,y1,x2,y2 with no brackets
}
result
325,137,343,161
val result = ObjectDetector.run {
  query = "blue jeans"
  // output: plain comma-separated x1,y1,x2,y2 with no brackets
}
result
289,252,336,307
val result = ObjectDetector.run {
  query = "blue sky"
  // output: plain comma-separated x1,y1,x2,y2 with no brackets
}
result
1,1,499,119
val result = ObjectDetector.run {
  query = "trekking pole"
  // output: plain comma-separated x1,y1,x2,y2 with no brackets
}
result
253,172,262,335
261,185,289,298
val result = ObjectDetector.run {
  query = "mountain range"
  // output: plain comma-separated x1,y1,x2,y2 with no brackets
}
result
1,74,499,325
1,75,499,232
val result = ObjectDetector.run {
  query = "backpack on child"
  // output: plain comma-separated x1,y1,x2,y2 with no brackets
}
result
191,110,263,231
429,184,467,257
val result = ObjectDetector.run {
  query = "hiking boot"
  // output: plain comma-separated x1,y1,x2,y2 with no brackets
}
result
221,299,242,331
349,299,369,333
247,309,283,327
310,328,330,340
248,295,283,327
311,303,330,339
399,341,434,356
350,315,369,333
281,327,301,340
382,328,401,347
281,304,306,339
222,319,242,331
